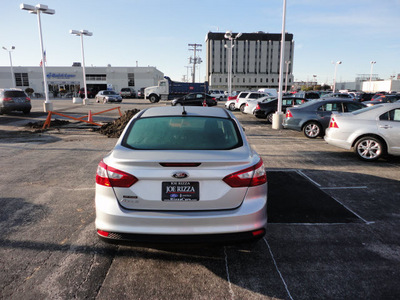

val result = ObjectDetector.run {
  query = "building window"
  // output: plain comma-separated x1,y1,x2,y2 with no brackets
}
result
128,73,135,86
260,78,263,83
15,73,29,87
86,74,106,81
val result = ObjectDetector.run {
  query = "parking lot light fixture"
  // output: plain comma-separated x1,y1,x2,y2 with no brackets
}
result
369,61,376,93
224,31,242,97
20,3,55,112
332,61,342,93
272,0,287,130
2,46,16,88
70,29,93,104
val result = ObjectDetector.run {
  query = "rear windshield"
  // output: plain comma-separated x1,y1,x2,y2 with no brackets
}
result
122,116,243,150
4,91,26,97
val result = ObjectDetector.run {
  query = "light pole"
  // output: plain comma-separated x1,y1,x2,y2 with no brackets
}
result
2,46,16,87
285,60,291,93
369,61,376,93
70,29,92,105
20,3,55,112
332,61,342,93
224,31,242,97
272,0,287,130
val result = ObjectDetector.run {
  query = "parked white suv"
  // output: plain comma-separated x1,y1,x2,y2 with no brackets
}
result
209,90,226,100
235,92,269,112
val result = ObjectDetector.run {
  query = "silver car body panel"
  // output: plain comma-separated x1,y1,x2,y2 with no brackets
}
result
325,103,400,155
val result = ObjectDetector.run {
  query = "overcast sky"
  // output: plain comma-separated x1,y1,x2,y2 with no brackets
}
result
1,0,399,85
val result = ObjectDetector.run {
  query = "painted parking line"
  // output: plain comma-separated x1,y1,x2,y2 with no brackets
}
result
295,170,373,225
263,237,294,300
224,247,235,300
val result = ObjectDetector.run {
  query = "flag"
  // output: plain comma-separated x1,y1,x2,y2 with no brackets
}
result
40,50,47,66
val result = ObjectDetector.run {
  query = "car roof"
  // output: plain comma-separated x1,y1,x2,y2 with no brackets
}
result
139,106,231,119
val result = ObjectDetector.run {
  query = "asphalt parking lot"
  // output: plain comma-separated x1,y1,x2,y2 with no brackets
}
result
0,97,399,299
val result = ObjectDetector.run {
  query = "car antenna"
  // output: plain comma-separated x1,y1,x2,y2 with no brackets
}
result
182,105,187,115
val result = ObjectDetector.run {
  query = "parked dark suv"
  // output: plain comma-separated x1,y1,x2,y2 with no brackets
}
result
0,88,31,115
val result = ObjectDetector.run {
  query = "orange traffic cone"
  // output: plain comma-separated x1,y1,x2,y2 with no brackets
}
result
203,99,207,107
88,110,93,123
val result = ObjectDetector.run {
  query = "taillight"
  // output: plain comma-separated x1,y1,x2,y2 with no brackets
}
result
3,97,12,102
329,117,339,128
255,104,260,110
286,110,293,118
26,97,31,102
96,160,138,187
223,159,267,188
97,230,109,237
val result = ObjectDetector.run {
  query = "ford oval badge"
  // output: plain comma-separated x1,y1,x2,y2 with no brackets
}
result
172,172,189,179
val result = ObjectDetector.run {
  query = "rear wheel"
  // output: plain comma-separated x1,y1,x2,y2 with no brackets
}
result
22,109,31,115
229,103,235,111
354,136,385,161
303,122,322,138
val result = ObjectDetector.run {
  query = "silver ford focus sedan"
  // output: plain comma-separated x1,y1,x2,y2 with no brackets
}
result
95,106,267,243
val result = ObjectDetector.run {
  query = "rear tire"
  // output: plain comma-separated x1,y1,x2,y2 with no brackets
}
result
303,122,322,138
22,109,31,115
229,103,235,111
354,136,385,161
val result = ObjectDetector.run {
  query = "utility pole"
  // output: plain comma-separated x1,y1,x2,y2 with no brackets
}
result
188,43,202,83
184,66,192,82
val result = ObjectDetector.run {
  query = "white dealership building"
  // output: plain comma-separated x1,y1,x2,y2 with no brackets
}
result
0,65,164,97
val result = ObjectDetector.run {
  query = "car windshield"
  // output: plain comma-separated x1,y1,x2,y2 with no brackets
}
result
122,116,242,150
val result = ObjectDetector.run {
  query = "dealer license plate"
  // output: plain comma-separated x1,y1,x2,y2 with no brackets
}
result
162,181,199,201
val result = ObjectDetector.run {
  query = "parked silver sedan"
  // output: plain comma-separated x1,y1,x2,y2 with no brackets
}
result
95,90,122,103
324,103,400,161
95,106,268,243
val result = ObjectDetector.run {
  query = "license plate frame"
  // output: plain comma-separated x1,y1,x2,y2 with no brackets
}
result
162,181,199,202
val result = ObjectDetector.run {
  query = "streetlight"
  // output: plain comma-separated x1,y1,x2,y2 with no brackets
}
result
224,31,242,97
20,3,55,112
2,46,15,87
70,29,93,105
369,61,376,93
285,60,291,93
272,0,287,130
332,61,342,93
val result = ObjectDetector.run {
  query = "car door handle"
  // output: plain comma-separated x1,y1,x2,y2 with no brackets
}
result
379,125,392,129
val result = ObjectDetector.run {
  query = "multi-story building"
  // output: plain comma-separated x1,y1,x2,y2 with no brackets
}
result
0,65,164,96
205,31,294,91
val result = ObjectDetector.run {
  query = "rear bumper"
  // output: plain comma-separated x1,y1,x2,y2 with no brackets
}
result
95,184,267,243
98,228,266,244
1,102,31,111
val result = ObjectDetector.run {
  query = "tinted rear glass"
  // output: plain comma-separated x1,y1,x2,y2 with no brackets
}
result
4,91,26,97
122,116,242,150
